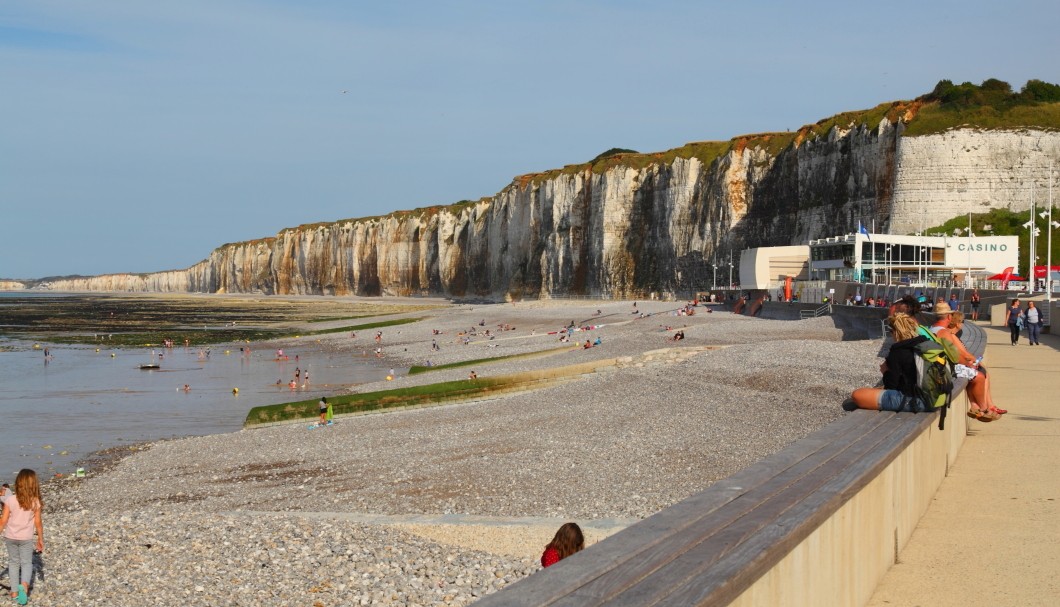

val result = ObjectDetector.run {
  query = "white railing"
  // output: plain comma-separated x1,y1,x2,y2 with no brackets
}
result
799,304,832,319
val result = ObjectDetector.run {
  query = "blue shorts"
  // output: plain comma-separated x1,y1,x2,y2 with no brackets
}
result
878,390,929,412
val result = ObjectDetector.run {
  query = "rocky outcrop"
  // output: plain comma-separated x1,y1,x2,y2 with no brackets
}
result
35,122,1060,299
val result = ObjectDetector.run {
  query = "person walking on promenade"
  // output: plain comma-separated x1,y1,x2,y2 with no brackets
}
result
970,289,981,320
541,522,585,568
1,469,44,605
1024,301,1044,345
1005,299,1023,345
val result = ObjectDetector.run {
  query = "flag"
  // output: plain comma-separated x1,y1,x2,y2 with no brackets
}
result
1000,266,1013,290
858,221,871,240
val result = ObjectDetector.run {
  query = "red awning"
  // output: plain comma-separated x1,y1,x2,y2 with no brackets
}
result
1032,265,1060,278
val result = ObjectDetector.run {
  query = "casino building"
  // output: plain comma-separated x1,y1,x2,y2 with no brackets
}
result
740,233,1019,288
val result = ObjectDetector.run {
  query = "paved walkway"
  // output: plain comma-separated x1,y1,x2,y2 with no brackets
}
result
868,323,1060,606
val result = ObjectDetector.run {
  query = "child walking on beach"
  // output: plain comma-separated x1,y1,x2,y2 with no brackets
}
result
1,469,44,605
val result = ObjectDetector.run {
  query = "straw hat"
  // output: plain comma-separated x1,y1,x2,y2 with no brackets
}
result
933,302,955,315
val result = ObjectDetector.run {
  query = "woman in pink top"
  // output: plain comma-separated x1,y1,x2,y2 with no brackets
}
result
0,469,44,605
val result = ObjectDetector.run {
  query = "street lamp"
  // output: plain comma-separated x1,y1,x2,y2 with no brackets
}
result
1023,213,1039,295
1040,210,1058,298
728,249,734,289
1024,185,1040,294
1041,166,1058,305
885,245,893,285
712,258,718,290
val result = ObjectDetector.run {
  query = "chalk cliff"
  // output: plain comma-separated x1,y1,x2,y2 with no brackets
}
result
34,116,1060,299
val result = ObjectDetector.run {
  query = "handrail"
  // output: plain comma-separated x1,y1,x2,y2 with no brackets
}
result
799,303,831,319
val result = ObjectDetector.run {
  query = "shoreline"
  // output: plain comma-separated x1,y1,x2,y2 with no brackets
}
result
35,298,882,606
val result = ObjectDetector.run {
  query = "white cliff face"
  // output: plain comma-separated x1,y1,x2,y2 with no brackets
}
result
890,129,1060,234
34,270,195,293
33,125,1060,298
0,281,26,290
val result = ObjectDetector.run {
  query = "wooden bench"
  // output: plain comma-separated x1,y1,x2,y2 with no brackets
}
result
476,323,985,607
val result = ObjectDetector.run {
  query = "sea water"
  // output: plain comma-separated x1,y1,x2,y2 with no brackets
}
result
0,301,393,478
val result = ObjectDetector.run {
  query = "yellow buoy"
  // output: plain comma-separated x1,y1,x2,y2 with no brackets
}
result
95,348,100,353
111,353,116,358
232,388,239,394
386,375,393,381
225,350,231,355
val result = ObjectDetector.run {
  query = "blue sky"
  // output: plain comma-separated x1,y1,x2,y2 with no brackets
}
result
2,0,1058,279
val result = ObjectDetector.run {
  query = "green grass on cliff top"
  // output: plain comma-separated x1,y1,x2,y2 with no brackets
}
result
902,103,1060,136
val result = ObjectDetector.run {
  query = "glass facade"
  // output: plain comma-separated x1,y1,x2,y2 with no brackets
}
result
810,238,951,283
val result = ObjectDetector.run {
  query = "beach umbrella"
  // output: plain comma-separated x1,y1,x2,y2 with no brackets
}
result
986,272,1027,281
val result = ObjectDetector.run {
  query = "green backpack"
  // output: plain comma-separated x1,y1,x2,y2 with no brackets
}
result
912,327,958,429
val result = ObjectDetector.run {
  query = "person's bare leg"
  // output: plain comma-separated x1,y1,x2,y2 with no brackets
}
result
851,387,881,410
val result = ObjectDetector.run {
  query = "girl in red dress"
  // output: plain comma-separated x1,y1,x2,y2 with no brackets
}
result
541,522,585,568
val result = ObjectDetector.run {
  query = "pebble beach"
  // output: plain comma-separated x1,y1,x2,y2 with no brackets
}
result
28,299,883,606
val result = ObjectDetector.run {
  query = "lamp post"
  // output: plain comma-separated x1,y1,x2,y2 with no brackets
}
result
728,249,734,289
916,246,924,286
1024,187,1038,295
712,257,718,290
1042,166,1058,306
885,245,893,285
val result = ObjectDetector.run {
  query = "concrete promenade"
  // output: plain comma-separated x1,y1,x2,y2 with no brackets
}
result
868,323,1060,606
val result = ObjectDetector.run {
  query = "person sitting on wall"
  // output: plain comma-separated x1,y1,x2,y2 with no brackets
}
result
847,313,929,413
934,308,1003,421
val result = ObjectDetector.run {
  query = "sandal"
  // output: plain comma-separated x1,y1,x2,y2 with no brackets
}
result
978,410,1002,422
991,407,1008,415
967,407,983,419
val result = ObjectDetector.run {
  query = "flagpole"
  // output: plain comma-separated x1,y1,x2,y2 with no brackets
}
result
1048,163,1054,308
1029,187,1037,295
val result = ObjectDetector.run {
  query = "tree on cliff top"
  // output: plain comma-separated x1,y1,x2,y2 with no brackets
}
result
924,78,1060,110
591,148,639,163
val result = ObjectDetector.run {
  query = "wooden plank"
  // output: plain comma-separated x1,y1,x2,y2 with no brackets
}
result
473,412,892,607
565,414,913,606
637,413,929,606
